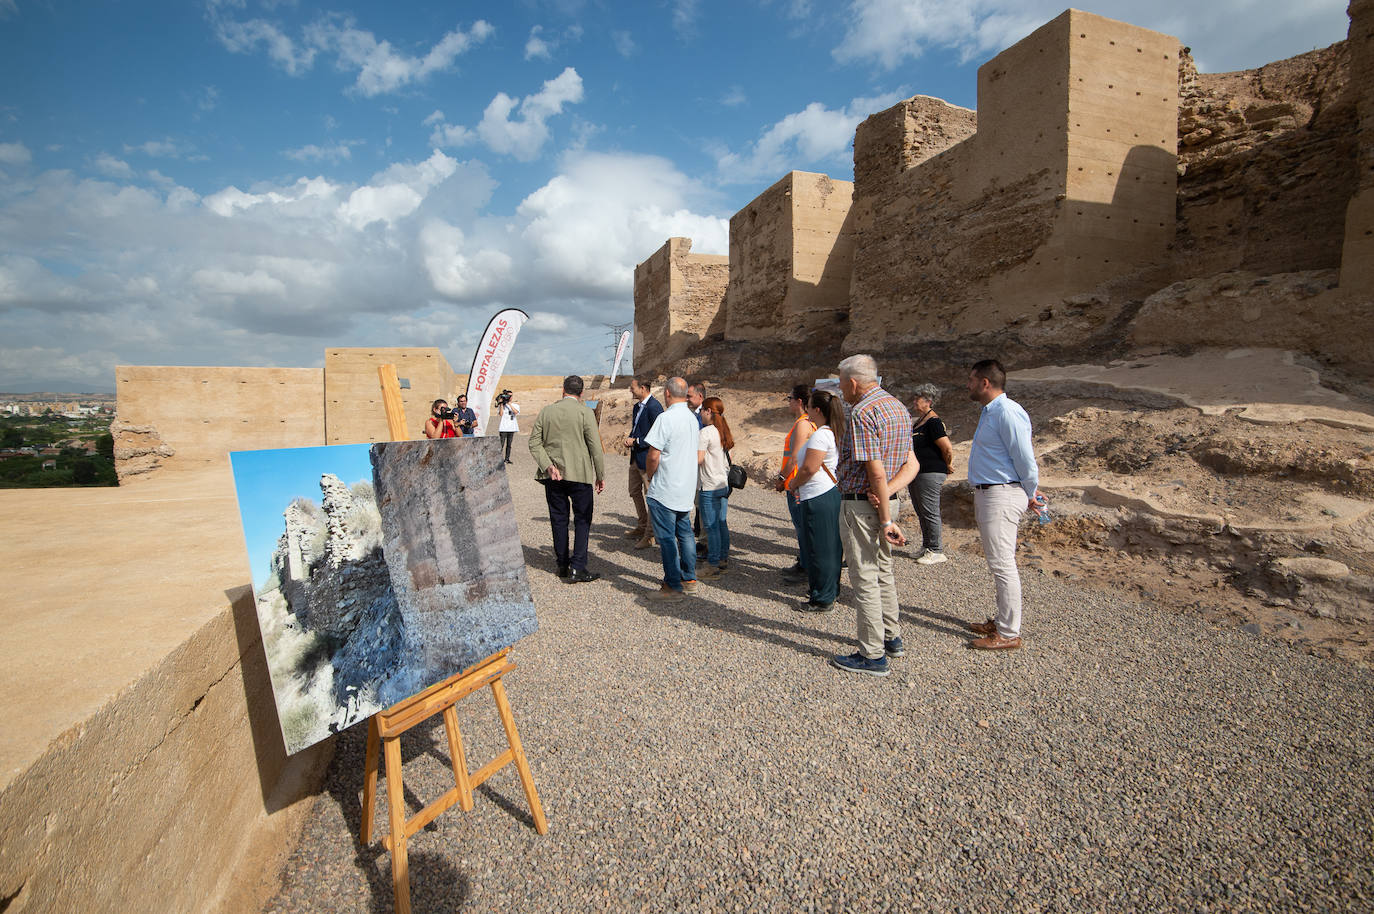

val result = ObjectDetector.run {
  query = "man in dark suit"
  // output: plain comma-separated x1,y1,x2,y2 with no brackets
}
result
623,376,663,550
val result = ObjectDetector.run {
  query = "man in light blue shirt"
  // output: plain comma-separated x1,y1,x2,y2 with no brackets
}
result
643,377,701,601
965,359,1042,651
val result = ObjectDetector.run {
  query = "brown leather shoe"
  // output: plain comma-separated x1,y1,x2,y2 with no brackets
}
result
968,619,997,636
970,633,1021,650
635,534,655,549
625,527,645,539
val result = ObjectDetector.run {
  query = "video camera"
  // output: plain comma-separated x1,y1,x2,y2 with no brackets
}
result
437,406,456,420
495,389,513,407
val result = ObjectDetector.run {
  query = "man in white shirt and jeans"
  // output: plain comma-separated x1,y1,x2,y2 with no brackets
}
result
643,377,701,602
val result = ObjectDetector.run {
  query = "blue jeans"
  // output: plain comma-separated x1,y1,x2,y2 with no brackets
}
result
699,487,730,566
647,497,696,590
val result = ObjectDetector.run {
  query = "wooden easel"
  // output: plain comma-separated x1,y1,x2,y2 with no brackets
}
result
360,365,548,914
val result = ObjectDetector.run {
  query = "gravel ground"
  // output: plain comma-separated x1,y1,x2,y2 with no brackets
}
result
264,444,1374,914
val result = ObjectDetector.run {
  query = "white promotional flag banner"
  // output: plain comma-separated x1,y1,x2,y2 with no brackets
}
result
610,330,630,384
464,308,529,437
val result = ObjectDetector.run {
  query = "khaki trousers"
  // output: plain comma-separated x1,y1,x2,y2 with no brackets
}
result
627,461,650,531
974,484,1026,637
840,499,901,660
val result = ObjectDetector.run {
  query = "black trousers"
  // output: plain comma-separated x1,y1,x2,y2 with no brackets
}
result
500,431,515,461
543,479,594,572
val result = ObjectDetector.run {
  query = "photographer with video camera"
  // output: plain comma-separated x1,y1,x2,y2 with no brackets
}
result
495,389,520,463
424,399,458,439
453,394,478,437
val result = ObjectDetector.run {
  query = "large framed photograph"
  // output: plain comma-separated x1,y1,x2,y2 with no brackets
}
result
230,436,536,755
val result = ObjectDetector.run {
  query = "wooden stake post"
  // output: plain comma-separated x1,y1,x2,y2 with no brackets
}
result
362,365,548,914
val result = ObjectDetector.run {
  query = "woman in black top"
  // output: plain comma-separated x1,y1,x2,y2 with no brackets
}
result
907,384,955,564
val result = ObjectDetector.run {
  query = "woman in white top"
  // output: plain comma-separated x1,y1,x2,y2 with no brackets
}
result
497,396,521,464
696,396,734,578
787,389,844,610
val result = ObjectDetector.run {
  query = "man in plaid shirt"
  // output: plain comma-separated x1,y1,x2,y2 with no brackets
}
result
831,354,918,677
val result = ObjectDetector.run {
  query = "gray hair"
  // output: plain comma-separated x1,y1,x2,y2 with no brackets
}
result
912,383,941,405
665,376,688,398
838,354,879,385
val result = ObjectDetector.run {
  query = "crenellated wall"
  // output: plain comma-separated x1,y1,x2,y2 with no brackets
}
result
632,238,729,375
726,171,855,342
846,9,1180,351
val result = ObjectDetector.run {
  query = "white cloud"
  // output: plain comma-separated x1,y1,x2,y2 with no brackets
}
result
721,86,747,108
0,144,725,388
832,0,1350,73
93,154,135,179
305,16,493,96
192,267,288,297
419,220,514,298
213,16,318,75
525,26,552,60
611,30,636,57
429,123,476,148
124,138,190,158
210,7,493,95
526,312,570,332
285,141,363,163
476,67,584,162
672,0,700,36
0,141,31,165
0,0,16,19
423,110,445,126
715,92,904,183
517,150,729,296
197,85,219,112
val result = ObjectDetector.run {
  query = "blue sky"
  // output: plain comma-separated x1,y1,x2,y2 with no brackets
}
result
229,441,374,589
0,0,1352,391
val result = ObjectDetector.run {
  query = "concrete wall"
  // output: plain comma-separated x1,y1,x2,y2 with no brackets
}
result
324,348,458,445
726,171,855,342
632,238,728,376
114,366,324,476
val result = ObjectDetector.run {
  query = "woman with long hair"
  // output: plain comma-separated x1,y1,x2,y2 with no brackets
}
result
787,389,845,609
696,396,735,578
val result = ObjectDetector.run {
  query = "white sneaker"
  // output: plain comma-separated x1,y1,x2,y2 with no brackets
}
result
916,550,948,565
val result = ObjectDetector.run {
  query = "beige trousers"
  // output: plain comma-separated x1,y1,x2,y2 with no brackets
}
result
974,484,1027,637
840,499,901,660
627,461,649,531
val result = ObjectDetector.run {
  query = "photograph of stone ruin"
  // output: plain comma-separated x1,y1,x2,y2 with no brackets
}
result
230,438,537,756
1,6,1371,913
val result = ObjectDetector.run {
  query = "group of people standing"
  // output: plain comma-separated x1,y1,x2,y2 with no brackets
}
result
522,355,1042,678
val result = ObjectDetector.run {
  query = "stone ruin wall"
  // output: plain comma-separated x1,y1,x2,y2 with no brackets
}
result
632,237,728,375
726,171,855,342
1174,41,1359,279
1131,0,1374,367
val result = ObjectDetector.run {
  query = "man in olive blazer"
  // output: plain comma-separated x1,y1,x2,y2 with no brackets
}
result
529,374,606,583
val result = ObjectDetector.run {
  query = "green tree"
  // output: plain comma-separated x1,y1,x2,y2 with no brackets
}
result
73,460,97,484
97,432,114,460
1,427,21,448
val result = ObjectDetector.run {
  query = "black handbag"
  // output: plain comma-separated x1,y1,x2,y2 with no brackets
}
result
726,451,747,490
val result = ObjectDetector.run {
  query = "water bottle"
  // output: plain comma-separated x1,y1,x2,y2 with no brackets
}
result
1034,493,1052,525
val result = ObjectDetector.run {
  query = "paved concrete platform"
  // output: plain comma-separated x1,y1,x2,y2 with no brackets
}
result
0,466,331,913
